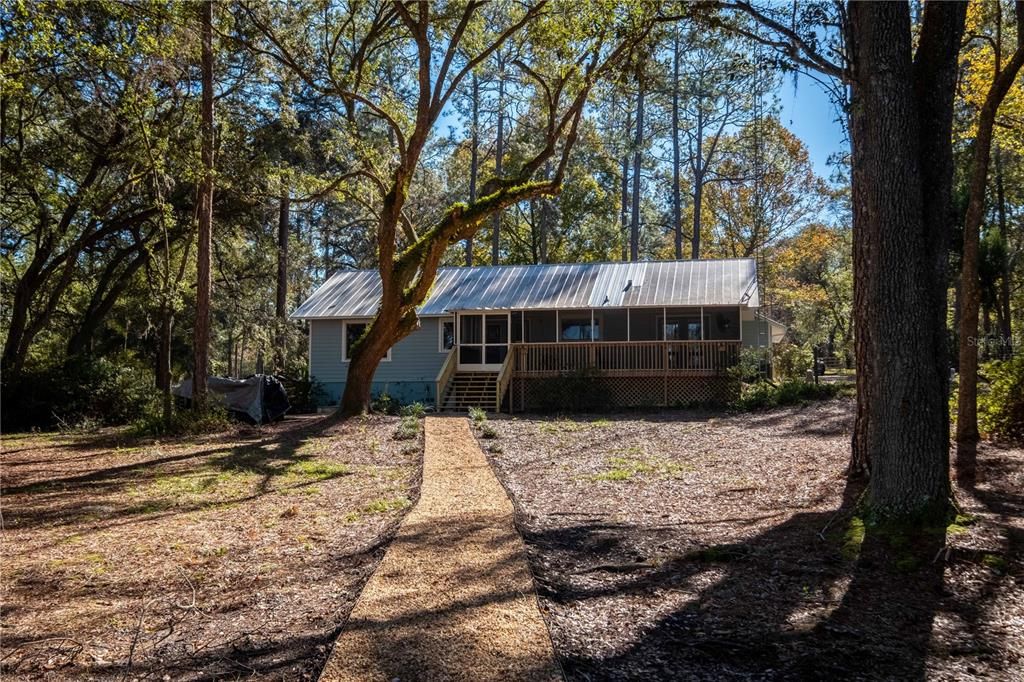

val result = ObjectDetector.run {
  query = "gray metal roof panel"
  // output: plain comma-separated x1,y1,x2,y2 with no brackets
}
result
291,258,760,319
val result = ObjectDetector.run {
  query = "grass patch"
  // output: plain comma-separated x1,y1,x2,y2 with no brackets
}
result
343,496,412,524
981,553,1008,572
540,418,584,434
590,454,689,482
281,460,350,483
841,516,866,561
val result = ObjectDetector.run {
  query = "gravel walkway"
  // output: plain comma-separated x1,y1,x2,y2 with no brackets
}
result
319,416,561,682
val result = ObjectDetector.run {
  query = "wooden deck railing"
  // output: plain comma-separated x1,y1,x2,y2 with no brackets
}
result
511,340,741,377
434,349,457,410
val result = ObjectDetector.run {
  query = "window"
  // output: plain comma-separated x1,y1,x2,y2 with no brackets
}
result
561,316,598,341
343,321,391,362
439,318,455,352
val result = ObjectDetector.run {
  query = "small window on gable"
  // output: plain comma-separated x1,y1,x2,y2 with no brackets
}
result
343,321,391,362
439,318,455,352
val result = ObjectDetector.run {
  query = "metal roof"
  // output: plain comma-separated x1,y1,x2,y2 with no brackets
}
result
291,258,760,319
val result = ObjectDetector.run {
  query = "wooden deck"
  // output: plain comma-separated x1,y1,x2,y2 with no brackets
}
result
510,340,742,378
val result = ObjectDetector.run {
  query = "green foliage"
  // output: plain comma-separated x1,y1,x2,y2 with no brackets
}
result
132,403,232,438
400,402,427,419
2,356,156,431
729,347,768,383
532,368,612,413
468,407,488,425
393,415,420,441
371,393,398,415
773,342,814,380
282,376,328,414
977,357,1024,443
731,379,846,411
478,423,499,439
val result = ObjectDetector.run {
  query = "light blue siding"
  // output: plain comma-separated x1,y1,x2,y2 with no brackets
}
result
742,319,770,348
309,317,450,406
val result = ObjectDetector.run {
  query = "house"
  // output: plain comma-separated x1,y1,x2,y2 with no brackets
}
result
291,258,783,411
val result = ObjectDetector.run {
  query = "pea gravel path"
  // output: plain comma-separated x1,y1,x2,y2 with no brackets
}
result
319,416,562,682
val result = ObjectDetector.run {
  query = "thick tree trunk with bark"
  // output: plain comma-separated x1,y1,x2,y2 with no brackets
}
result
193,0,214,408
847,1,965,518
691,107,704,260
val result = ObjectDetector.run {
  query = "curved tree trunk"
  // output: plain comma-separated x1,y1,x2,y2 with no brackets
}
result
956,9,1024,484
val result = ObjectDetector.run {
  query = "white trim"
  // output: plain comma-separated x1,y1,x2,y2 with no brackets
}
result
438,316,455,353
342,319,392,363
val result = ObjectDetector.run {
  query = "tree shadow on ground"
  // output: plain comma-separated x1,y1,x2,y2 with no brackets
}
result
523,477,967,680
1,417,346,534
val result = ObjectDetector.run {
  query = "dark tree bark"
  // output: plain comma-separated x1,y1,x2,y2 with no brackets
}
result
66,242,151,357
620,151,630,262
955,1,1024,482
490,60,505,266
846,1,966,518
995,150,1013,358
672,26,683,259
692,118,703,261
629,67,645,262
466,72,480,266
274,192,290,371
193,0,214,408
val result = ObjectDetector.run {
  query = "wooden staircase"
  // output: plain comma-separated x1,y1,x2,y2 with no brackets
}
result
440,372,500,412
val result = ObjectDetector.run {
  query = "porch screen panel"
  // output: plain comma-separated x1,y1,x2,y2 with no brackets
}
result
511,311,523,343
629,308,660,341
601,309,629,342
460,315,482,343
524,311,557,342
703,307,741,340
664,307,703,340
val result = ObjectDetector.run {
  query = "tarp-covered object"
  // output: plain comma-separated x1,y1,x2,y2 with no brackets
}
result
173,375,290,424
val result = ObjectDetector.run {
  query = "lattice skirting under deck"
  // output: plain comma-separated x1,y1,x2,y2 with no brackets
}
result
510,375,738,412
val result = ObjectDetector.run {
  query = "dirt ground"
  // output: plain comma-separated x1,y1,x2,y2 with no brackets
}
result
483,399,1024,681
1,415,422,680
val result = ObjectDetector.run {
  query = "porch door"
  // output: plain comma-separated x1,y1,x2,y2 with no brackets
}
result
457,312,509,371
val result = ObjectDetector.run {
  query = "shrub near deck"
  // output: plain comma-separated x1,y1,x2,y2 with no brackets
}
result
484,400,1024,680
0,415,422,680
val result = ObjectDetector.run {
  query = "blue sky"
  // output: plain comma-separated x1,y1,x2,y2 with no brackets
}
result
777,73,849,179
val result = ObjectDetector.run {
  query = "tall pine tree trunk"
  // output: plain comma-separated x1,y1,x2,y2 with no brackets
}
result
275,192,290,372
629,71,645,262
691,108,704,260
193,0,214,408
491,66,505,266
995,150,1013,358
672,26,683,259
466,73,479,266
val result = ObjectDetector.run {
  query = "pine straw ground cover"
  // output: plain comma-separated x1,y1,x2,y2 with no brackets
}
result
480,398,1024,680
1,415,422,680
